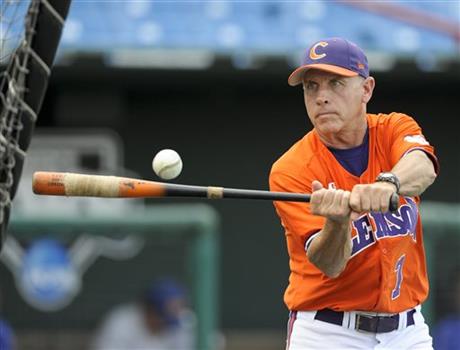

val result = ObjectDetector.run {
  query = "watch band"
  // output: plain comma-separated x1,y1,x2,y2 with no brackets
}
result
375,172,400,194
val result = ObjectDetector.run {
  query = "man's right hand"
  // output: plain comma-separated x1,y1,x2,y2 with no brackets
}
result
310,180,353,223
308,180,353,278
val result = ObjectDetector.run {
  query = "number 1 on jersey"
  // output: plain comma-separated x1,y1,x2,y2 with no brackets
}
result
391,254,406,300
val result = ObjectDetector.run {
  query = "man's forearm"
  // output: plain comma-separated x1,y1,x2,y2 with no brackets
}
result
307,219,352,278
392,150,436,197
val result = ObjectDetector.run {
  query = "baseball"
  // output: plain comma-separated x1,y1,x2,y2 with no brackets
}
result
152,149,183,180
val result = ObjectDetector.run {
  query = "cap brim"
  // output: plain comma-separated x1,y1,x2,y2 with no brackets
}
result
288,64,358,86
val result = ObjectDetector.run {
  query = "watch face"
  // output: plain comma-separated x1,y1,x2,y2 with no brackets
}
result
377,173,400,193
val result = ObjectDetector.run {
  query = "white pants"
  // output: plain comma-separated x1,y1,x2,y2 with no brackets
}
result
286,306,433,350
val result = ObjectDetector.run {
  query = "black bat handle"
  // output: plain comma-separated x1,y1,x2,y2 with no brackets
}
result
389,193,400,212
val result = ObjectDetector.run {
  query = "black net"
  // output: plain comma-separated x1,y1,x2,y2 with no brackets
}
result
0,0,72,249
0,0,34,250
0,1,31,64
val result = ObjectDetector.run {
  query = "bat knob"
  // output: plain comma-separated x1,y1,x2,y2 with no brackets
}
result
389,193,400,212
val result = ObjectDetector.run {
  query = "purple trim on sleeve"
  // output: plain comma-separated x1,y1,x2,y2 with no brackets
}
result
403,147,440,174
305,231,321,252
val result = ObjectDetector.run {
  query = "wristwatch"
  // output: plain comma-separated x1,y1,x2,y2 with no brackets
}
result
375,172,400,194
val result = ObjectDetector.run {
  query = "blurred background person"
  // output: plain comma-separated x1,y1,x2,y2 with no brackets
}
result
0,318,15,350
0,289,16,350
433,267,460,350
92,278,195,350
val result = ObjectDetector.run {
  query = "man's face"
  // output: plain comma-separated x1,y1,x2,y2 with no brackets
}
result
302,70,373,136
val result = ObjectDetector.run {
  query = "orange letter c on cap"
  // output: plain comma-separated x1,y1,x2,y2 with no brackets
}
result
309,41,328,60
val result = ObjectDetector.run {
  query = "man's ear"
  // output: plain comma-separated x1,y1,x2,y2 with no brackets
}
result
362,77,375,103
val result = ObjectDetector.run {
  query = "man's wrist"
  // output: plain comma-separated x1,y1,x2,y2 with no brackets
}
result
324,218,351,236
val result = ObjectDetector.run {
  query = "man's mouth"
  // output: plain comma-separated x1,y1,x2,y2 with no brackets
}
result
316,111,336,118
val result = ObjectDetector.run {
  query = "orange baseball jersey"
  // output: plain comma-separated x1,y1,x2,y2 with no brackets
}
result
269,113,439,314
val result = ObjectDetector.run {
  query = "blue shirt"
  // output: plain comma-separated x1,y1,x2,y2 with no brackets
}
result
328,129,369,177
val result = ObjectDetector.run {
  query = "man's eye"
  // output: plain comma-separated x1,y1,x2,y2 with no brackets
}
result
305,82,316,90
331,79,343,87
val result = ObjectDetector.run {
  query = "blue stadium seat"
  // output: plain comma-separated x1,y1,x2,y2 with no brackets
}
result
58,1,459,58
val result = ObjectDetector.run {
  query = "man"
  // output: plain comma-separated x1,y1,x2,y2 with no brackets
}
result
92,278,195,350
269,37,438,349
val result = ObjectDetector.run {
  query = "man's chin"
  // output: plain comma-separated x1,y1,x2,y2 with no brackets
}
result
315,121,341,135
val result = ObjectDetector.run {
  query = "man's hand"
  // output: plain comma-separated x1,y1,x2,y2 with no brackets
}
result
349,182,396,220
308,180,352,278
310,180,352,223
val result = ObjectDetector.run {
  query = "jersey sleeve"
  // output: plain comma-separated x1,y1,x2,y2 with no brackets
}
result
269,169,325,245
389,113,439,173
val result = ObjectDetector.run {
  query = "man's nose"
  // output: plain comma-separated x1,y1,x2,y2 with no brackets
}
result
315,95,329,105
315,86,330,105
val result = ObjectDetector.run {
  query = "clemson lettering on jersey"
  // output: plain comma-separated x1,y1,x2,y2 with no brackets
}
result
351,197,418,256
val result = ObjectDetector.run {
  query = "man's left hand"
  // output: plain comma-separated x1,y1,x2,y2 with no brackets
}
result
349,182,397,220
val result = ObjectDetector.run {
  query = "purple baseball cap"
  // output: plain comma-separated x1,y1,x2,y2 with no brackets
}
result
288,37,369,86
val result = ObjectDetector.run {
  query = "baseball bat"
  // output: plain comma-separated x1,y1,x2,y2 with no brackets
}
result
32,171,400,211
